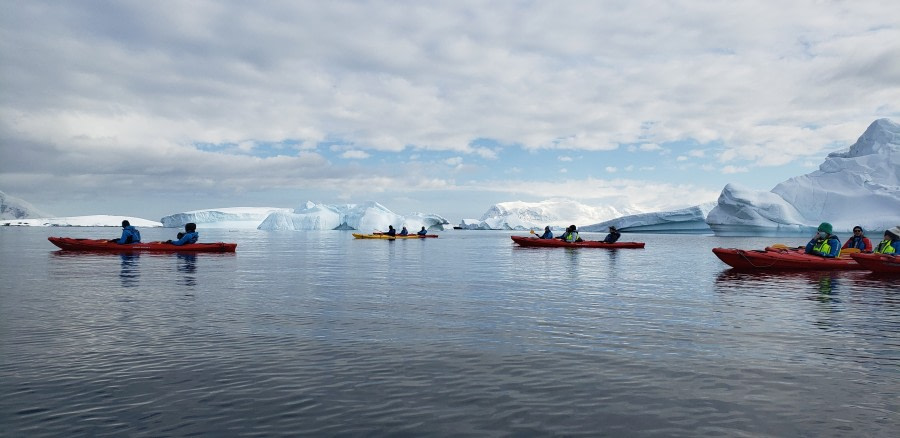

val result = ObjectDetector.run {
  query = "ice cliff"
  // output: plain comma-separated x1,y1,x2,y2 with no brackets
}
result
460,199,638,230
581,203,717,234
706,118,900,236
160,207,293,229
257,201,449,231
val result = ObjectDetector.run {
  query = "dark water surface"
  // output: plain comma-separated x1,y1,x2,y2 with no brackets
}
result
1,227,898,436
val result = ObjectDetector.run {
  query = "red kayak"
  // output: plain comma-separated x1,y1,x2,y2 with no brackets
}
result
850,253,900,273
511,235,644,249
48,237,237,253
712,247,863,270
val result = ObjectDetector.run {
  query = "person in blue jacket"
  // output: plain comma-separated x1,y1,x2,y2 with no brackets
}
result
111,220,141,244
399,226,409,236
842,225,872,252
417,226,428,236
538,226,553,239
805,222,840,258
874,227,900,254
603,226,621,243
167,222,199,246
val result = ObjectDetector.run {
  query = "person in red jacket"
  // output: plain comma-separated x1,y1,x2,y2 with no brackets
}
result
842,225,873,252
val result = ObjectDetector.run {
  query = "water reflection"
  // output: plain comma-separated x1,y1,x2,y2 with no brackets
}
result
714,269,848,299
176,253,197,287
119,253,140,288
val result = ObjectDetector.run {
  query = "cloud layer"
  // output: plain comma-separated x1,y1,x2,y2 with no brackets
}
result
1,1,898,219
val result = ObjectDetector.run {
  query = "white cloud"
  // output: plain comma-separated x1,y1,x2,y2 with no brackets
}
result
341,150,370,159
558,155,573,162
1,1,897,218
721,165,749,174
444,157,463,166
605,166,617,173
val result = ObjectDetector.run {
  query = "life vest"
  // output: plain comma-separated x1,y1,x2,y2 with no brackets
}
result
845,236,866,249
564,231,579,242
875,239,897,254
812,238,832,256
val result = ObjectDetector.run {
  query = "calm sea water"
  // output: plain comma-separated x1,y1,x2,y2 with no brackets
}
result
1,227,898,437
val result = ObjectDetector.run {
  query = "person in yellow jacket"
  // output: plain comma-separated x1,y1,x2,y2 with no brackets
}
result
874,227,900,254
559,225,583,243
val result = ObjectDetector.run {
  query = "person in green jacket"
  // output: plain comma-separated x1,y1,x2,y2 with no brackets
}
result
805,222,840,258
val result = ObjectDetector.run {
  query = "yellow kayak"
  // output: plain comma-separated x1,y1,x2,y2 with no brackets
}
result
352,233,438,239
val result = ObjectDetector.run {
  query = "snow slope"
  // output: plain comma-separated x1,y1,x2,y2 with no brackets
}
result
460,199,637,230
257,201,449,231
160,207,293,229
0,190,52,219
581,203,717,234
706,118,900,236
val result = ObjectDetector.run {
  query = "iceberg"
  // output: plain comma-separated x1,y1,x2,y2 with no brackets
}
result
0,190,52,220
257,201,450,231
160,207,293,229
461,199,638,230
706,118,900,236
581,203,717,234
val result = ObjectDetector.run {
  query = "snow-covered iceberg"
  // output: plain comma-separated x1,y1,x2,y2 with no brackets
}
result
2,215,162,227
706,118,900,236
257,201,449,231
581,203,717,234
160,207,292,229
0,190,51,219
461,199,638,230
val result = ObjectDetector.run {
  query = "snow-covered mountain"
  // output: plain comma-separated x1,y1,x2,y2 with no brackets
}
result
2,215,162,227
257,201,449,231
160,207,293,229
0,190,51,219
460,199,638,230
706,118,900,236
581,203,717,234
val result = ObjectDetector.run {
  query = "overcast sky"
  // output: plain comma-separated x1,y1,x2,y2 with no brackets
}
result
1,0,898,221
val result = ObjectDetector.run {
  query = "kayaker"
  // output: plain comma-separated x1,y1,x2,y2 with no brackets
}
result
167,222,199,246
842,226,873,252
110,220,141,244
603,226,621,243
385,225,397,236
804,222,840,258
560,225,582,243
417,226,428,236
538,226,553,239
399,226,409,236
874,227,900,254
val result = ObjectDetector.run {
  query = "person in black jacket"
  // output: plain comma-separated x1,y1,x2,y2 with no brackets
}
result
603,226,621,243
